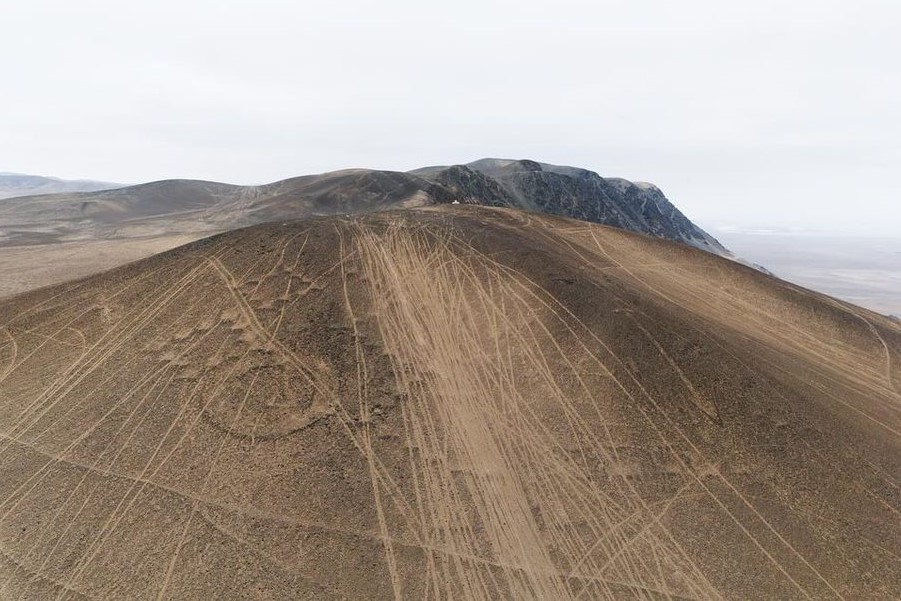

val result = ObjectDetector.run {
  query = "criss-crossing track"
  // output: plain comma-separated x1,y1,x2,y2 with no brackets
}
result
0,207,897,599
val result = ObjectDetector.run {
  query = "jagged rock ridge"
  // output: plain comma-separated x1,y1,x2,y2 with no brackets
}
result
415,159,725,253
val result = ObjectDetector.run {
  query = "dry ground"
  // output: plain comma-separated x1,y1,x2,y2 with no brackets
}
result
0,235,207,299
0,206,897,599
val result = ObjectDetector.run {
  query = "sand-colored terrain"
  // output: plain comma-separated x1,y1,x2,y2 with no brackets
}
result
0,235,207,299
0,206,897,599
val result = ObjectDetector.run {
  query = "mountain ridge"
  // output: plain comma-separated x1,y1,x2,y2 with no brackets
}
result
0,159,725,255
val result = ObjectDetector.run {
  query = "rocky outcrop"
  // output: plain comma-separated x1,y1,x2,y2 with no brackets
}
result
413,159,726,254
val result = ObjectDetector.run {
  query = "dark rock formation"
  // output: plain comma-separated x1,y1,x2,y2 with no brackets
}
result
413,159,726,254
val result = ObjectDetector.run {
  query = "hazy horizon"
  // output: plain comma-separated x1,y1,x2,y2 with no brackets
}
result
2,1,899,234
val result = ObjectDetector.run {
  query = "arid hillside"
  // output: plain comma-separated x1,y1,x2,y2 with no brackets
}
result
0,206,897,599
0,160,726,300
0,173,121,200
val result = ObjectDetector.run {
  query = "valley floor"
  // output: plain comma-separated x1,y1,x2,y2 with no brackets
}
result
715,230,901,318
0,234,209,299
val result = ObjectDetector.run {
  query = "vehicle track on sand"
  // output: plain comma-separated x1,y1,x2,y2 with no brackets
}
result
0,329,16,382
0,255,220,521
5,250,277,595
845,306,898,396
445,221,845,599
0,208,897,599
354,219,723,600
336,224,404,601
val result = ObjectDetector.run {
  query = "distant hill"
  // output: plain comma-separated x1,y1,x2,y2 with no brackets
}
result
0,172,121,199
0,159,726,255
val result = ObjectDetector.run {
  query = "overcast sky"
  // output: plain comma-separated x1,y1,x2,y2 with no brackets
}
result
1,0,898,233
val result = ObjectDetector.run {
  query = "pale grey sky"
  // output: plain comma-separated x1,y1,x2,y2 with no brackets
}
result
1,0,898,233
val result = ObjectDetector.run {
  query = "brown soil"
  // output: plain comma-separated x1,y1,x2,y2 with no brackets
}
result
0,206,897,599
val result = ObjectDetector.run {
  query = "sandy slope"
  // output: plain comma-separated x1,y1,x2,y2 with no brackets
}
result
0,206,897,599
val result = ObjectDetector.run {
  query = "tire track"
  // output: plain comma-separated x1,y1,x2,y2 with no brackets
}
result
354,219,722,600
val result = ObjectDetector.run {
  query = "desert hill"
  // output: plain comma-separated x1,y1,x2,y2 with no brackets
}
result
0,160,723,252
0,173,121,200
0,206,897,599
